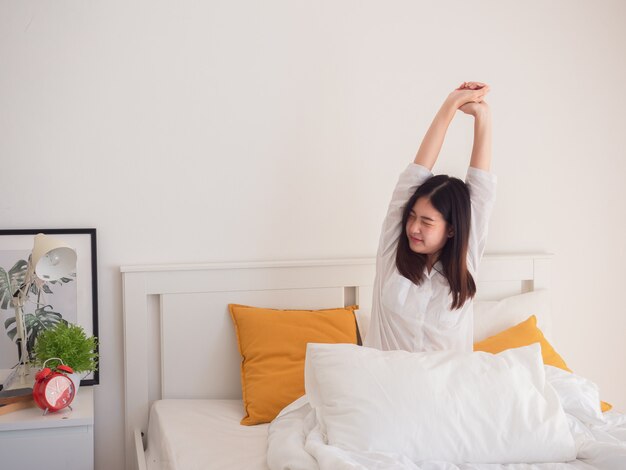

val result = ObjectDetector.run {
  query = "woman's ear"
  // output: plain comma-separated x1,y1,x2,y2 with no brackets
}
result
447,230,454,238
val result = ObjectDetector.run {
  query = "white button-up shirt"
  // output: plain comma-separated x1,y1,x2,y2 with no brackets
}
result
363,163,497,353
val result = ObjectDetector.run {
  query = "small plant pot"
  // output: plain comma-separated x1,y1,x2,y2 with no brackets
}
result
67,372,85,395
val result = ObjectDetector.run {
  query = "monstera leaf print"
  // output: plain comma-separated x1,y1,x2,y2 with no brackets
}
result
5,305,68,361
1,257,75,361
0,259,28,310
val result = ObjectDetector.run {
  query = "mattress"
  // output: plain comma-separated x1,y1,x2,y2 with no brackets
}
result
144,397,626,470
145,399,269,470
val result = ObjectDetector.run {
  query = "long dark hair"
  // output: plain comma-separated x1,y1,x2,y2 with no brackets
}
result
395,174,476,310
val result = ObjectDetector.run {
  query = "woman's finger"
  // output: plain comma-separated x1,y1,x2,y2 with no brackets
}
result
468,82,488,91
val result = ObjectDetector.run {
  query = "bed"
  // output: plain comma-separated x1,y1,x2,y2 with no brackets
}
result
121,254,626,470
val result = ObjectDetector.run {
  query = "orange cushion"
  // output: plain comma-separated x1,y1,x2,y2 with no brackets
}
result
229,303,359,425
474,315,612,412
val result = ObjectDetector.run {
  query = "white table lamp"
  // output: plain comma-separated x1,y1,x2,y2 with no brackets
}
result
31,234,77,281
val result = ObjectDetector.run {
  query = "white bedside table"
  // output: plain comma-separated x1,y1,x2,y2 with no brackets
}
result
0,386,94,470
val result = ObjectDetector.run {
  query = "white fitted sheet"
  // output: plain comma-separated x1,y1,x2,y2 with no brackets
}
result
145,399,269,470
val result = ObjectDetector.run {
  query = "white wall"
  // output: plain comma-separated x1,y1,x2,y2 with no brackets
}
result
2,1,625,469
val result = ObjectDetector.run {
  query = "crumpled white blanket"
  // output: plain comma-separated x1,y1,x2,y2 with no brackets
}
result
267,366,626,470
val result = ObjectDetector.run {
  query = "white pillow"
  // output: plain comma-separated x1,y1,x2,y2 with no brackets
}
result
353,308,370,343
305,343,576,464
357,290,551,345
474,289,552,342
544,365,605,425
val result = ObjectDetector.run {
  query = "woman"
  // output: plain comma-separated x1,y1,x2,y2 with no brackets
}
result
363,81,496,353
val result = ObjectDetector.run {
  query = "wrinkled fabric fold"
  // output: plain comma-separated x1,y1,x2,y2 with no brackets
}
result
268,362,626,470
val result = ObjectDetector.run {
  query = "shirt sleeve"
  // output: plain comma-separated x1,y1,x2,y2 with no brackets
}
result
465,166,497,275
376,163,434,270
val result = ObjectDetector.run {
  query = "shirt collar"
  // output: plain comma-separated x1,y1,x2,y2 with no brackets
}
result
424,260,443,279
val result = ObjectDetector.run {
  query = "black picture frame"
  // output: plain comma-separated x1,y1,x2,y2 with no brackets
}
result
0,228,99,386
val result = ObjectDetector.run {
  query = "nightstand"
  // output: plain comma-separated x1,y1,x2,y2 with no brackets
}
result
0,386,94,470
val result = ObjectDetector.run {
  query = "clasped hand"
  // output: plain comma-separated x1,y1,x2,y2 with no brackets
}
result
448,81,490,116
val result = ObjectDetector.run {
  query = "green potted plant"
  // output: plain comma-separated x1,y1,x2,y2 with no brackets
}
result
33,322,98,392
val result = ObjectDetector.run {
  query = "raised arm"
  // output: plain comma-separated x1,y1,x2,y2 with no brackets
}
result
468,110,492,171
458,82,492,171
414,82,490,171
458,82,496,274
413,100,457,170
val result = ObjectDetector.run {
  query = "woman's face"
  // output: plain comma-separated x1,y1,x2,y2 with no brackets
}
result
406,197,453,258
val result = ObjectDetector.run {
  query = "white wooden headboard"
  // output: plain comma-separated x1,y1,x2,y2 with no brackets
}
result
121,253,553,470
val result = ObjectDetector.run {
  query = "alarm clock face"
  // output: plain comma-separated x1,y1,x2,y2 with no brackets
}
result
44,375,75,409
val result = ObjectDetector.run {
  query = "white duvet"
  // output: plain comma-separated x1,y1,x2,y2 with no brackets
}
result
267,344,626,470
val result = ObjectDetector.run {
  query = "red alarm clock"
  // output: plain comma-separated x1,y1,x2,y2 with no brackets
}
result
33,358,76,414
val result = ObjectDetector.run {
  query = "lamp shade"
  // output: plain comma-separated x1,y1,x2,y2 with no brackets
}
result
31,233,77,281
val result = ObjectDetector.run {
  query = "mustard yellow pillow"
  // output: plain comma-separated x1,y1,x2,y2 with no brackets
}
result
474,315,612,412
229,303,359,425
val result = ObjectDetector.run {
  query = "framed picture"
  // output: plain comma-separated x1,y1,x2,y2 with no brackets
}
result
0,228,99,386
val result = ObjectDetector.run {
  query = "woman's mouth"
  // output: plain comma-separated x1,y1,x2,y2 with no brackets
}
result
410,237,422,243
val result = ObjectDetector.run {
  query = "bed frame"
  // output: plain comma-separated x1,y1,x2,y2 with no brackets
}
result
121,253,553,470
